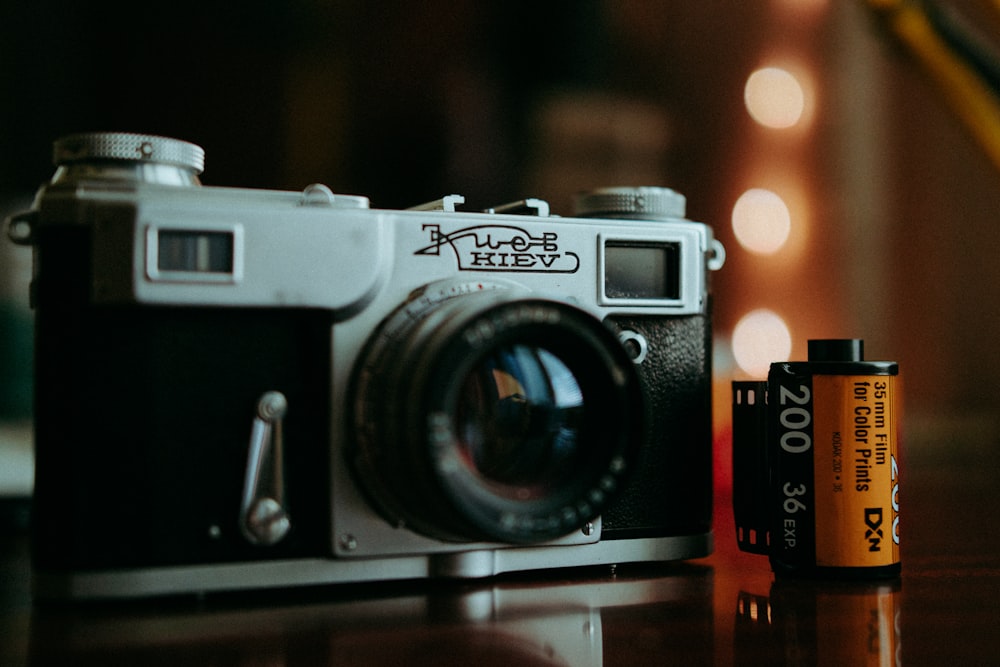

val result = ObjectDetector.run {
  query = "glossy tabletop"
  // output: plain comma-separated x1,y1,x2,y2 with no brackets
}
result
2,425,998,666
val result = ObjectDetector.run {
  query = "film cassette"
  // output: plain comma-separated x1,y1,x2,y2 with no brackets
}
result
733,339,900,578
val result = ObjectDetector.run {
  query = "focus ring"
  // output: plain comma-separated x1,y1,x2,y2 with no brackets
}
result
53,132,205,174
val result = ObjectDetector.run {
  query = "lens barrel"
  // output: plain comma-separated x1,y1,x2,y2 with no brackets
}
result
352,286,643,544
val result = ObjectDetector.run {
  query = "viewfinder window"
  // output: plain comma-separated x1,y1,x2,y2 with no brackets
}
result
157,230,234,274
604,242,680,300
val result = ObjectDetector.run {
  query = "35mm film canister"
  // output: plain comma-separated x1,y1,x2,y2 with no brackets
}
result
733,339,901,579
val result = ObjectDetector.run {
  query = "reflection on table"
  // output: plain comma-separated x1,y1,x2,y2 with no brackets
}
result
25,564,712,666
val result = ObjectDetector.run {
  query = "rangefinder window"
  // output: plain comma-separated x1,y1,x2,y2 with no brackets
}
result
158,230,233,272
146,226,243,283
603,241,680,300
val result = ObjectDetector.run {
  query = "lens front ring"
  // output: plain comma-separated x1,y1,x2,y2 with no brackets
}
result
351,286,643,544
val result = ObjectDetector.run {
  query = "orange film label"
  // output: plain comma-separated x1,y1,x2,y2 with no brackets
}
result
812,375,900,567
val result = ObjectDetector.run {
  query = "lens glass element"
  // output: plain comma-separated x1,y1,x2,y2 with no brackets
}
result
454,345,583,500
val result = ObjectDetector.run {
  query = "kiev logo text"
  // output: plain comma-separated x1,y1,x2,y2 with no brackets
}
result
415,224,580,273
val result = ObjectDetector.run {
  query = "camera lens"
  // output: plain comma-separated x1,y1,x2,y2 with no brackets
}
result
352,285,642,544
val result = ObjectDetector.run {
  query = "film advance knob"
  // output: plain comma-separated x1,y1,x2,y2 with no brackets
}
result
54,132,205,173
573,186,687,219
51,132,205,187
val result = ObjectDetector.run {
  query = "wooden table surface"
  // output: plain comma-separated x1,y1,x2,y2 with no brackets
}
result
2,425,998,666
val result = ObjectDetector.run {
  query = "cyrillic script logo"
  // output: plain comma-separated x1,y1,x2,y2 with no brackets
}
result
415,224,580,273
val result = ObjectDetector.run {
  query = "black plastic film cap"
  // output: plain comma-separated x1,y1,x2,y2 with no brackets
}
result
808,339,864,362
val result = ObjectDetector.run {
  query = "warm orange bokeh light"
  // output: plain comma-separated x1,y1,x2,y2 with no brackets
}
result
744,67,806,129
732,309,792,377
732,188,792,254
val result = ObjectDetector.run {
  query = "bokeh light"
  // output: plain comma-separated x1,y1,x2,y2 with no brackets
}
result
732,309,792,377
732,188,792,254
744,67,806,129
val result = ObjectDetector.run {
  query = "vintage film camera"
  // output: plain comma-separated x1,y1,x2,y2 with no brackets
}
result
7,133,724,599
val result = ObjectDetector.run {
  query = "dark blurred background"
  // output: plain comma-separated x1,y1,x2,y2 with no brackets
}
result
2,1,999,497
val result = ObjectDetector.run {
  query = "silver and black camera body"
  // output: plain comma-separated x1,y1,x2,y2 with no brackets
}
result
8,133,725,599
